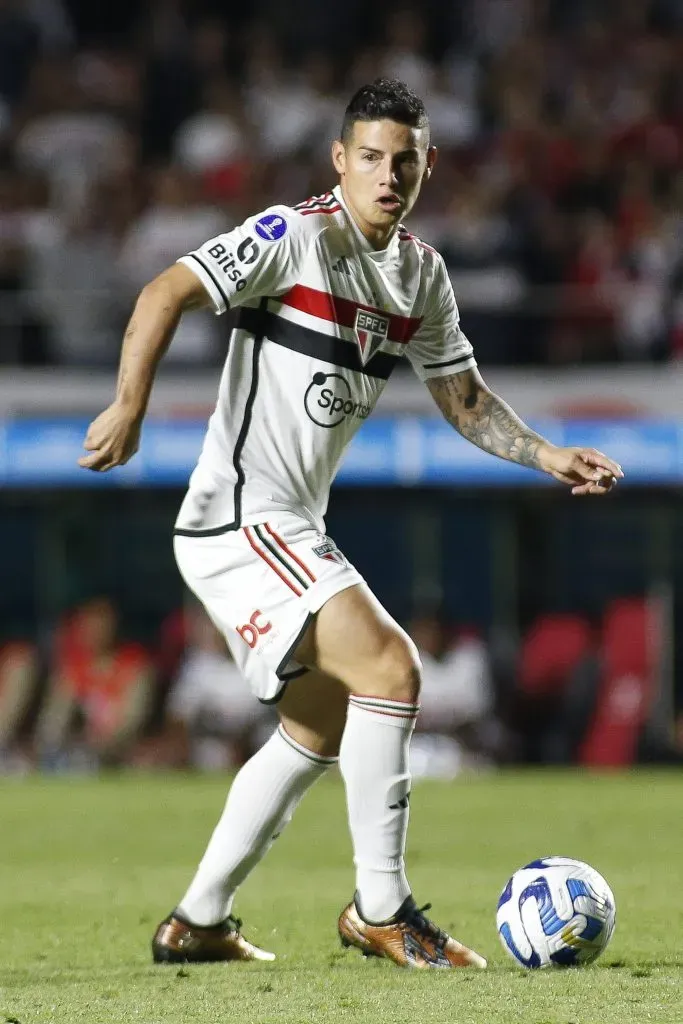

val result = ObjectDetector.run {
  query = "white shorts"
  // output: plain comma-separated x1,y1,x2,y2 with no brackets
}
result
173,512,364,703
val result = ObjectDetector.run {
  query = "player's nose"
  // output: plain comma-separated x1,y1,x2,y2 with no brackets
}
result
379,161,400,187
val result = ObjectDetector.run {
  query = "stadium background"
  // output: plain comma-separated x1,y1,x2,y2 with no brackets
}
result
1,0,683,774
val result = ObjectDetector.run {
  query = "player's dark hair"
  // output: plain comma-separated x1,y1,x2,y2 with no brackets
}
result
341,78,429,144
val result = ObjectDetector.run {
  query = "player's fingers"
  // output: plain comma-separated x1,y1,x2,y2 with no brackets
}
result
580,449,624,478
78,451,107,469
568,456,596,482
572,476,616,496
78,449,119,471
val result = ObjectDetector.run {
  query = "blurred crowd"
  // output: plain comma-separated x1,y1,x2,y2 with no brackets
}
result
0,595,500,776
1,0,683,367
1,590,680,776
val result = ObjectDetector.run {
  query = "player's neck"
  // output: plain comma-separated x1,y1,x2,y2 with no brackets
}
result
339,183,398,251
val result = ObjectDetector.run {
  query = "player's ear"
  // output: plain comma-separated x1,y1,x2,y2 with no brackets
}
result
331,139,346,175
424,145,437,181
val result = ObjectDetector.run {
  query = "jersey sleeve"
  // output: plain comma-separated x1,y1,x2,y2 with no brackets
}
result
177,205,310,314
406,256,476,381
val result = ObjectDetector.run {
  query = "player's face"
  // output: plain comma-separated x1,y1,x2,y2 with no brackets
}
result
332,120,436,248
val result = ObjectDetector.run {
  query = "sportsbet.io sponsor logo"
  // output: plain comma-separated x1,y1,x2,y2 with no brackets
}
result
304,372,371,428
255,214,288,241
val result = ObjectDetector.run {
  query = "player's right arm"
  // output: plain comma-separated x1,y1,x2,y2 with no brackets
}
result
80,205,309,472
78,263,210,471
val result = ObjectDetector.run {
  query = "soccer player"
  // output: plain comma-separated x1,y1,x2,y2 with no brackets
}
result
79,79,623,970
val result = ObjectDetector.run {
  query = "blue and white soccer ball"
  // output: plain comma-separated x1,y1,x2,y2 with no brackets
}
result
496,857,616,969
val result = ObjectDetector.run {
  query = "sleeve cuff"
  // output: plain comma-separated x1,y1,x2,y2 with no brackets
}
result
418,354,477,381
177,254,227,315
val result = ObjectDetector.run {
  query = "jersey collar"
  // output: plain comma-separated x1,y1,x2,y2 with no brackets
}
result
332,185,401,263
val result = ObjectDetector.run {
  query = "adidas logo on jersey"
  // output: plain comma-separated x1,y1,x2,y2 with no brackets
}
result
332,256,352,276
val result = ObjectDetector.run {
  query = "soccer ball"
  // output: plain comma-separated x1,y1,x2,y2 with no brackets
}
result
496,856,616,968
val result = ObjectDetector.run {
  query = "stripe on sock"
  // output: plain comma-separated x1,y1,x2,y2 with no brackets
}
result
277,724,338,766
349,695,420,720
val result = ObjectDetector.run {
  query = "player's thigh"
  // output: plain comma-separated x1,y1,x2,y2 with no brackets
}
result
277,669,349,759
294,582,421,700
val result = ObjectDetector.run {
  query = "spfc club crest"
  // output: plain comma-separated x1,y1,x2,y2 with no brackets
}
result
312,540,347,566
354,308,389,365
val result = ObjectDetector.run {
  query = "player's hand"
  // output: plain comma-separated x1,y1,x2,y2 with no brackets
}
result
78,402,142,472
537,444,624,495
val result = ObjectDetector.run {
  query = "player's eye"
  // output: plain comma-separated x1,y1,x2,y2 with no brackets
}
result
362,152,379,162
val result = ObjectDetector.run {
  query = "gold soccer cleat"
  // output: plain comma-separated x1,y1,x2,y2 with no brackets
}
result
152,912,275,964
338,895,487,969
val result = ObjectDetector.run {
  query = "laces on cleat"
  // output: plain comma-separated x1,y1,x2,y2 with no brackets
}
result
402,900,448,949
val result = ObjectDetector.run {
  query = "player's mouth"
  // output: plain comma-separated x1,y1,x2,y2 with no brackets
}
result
375,193,403,215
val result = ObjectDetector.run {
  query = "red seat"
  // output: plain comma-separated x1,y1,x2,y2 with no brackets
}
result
519,614,593,697
579,597,659,766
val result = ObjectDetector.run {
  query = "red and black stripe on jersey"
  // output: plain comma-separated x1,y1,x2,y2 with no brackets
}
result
294,192,342,216
236,284,423,382
278,283,421,345
398,225,437,253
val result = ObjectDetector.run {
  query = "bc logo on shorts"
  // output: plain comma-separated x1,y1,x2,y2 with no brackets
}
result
237,609,273,649
255,214,288,241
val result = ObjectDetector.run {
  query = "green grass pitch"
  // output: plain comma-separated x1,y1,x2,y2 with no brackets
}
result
1,770,681,1023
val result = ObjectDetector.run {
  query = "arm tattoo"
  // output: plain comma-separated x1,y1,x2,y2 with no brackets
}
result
428,373,546,470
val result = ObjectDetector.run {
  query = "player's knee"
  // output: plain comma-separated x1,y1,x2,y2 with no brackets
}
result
370,634,421,705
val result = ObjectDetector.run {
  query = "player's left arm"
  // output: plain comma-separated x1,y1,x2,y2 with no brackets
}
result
426,367,624,495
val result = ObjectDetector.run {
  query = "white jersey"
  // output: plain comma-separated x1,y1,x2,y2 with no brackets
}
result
174,184,476,536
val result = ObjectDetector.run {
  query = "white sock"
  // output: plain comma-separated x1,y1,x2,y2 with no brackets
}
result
177,725,336,926
339,694,419,922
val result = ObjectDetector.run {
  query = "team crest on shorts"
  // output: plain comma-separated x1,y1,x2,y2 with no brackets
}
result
354,308,389,364
312,540,347,566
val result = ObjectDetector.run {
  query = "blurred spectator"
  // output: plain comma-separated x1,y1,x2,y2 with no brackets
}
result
424,66,479,149
434,177,524,363
137,0,199,159
36,596,154,770
0,641,40,772
243,35,339,159
14,58,127,215
25,0,74,52
174,76,249,177
118,166,225,362
408,613,495,777
158,604,274,770
615,203,677,359
24,183,125,364
379,10,433,94
559,211,620,363
173,75,253,205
